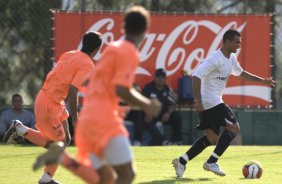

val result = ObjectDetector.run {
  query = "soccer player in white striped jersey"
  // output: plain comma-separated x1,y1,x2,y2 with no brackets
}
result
172,29,277,177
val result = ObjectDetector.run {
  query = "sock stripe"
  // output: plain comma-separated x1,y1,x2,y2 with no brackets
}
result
212,152,219,158
226,130,236,139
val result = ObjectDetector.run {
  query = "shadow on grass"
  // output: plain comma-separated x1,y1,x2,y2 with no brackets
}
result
138,177,213,184
224,150,282,160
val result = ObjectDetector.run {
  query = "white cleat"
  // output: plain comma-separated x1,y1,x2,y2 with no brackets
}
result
203,162,226,176
33,141,65,171
3,120,23,143
172,158,186,177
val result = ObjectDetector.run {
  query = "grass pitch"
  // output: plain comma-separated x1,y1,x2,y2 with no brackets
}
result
0,145,282,184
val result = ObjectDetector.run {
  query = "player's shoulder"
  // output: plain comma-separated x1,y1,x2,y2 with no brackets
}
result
61,50,80,56
209,50,222,59
108,40,135,52
58,50,81,61
203,53,217,64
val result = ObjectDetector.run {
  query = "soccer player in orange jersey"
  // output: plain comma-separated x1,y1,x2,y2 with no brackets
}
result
4,32,102,184
32,5,161,184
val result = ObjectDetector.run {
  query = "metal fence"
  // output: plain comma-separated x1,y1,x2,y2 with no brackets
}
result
0,0,282,108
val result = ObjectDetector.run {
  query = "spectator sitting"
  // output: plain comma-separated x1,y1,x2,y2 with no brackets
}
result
0,94,35,143
142,68,183,145
122,83,144,146
124,109,144,146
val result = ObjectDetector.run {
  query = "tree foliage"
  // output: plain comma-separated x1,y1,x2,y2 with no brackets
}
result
0,0,61,105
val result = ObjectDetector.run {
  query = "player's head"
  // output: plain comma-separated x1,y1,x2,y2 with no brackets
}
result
123,6,150,44
81,31,102,56
222,29,241,53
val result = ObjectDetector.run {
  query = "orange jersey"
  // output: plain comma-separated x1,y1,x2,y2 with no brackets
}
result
75,40,140,158
41,50,94,104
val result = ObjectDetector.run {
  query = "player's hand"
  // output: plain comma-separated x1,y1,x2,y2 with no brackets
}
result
146,98,162,118
195,102,204,112
263,78,278,87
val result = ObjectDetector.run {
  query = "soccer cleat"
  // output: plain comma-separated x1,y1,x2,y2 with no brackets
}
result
3,120,22,143
33,141,65,171
203,162,226,176
172,158,186,177
39,179,61,184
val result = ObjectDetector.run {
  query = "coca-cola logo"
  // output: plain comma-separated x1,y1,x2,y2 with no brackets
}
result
78,18,247,77
55,13,271,106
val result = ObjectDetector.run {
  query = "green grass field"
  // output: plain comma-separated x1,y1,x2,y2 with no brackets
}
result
0,145,282,183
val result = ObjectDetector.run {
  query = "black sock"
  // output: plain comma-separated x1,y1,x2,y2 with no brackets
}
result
207,130,236,163
179,136,211,165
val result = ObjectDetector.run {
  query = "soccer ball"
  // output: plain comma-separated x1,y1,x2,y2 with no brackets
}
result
242,160,263,179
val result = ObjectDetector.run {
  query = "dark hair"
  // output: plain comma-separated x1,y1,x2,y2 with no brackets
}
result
223,29,241,42
155,68,166,77
124,6,150,35
81,31,102,54
12,94,22,101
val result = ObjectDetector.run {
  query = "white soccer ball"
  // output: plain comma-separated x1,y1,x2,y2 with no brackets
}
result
242,160,263,179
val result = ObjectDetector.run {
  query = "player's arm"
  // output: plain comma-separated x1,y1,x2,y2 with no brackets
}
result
116,85,161,117
238,71,277,86
68,85,79,127
192,76,204,112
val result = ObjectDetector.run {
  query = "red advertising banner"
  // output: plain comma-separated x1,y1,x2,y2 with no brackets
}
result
53,12,272,108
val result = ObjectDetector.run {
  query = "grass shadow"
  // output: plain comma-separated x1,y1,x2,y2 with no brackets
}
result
138,177,213,184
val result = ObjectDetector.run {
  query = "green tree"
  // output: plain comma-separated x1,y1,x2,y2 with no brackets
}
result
0,0,61,105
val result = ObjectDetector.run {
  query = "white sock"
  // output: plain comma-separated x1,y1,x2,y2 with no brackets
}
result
211,152,219,159
182,153,189,162
15,124,28,136
40,173,52,182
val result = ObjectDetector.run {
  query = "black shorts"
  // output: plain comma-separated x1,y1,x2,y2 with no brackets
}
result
195,103,238,135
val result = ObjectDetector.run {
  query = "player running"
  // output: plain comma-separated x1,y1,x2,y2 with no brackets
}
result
4,32,102,184
32,5,161,184
172,29,277,178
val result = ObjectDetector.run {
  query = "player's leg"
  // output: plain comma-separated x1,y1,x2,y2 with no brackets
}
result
61,151,101,184
184,128,217,163
4,120,48,146
206,124,239,164
33,142,101,184
204,104,239,176
4,93,54,147
172,111,214,177
43,120,71,182
105,136,135,184
172,129,214,177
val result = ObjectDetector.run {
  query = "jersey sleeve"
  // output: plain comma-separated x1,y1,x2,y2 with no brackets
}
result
231,55,243,76
192,58,217,79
